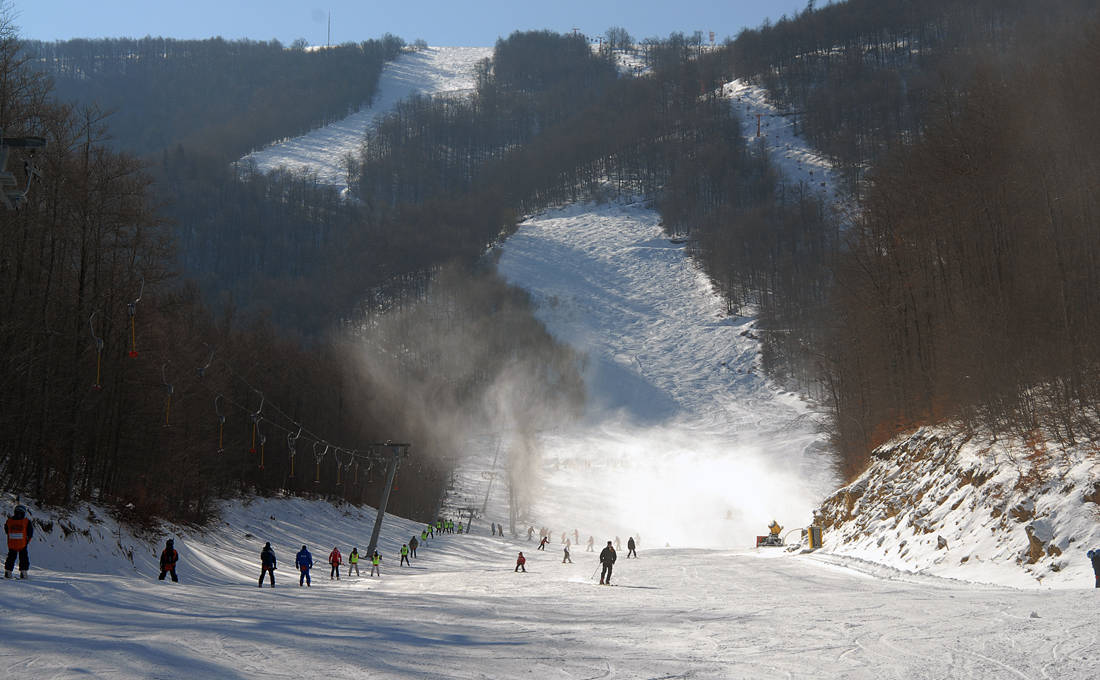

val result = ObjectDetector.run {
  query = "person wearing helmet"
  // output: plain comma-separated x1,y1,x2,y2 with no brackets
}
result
4,504,33,579
1089,549,1100,588
158,539,179,582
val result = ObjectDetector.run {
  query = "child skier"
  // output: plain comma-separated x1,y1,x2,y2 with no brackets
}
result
348,548,360,576
515,552,526,572
370,550,382,577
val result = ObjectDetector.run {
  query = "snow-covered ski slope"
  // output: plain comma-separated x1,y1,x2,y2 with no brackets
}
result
468,202,838,549
3,45,1099,680
242,46,491,193
2,495,1094,679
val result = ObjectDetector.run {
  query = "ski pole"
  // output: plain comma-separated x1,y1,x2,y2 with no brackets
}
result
591,565,600,580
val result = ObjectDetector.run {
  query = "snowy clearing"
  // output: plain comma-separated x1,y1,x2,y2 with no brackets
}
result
241,46,491,193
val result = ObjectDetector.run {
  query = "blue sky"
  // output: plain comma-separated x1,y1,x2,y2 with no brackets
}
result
11,0,812,47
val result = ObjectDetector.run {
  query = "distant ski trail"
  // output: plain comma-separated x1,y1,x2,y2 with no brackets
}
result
242,46,491,193
478,201,837,549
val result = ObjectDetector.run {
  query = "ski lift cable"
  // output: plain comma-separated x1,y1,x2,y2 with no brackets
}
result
126,277,144,358
89,312,104,390
160,363,174,427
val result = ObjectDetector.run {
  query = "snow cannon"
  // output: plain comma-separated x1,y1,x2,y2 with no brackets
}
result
756,520,784,547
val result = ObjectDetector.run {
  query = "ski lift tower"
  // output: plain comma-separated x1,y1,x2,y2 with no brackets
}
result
365,441,410,557
0,134,47,210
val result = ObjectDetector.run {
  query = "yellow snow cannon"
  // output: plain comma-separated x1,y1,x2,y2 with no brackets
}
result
756,520,784,547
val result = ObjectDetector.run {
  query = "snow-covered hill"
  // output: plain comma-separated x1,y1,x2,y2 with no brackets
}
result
4,42,1100,680
241,46,491,194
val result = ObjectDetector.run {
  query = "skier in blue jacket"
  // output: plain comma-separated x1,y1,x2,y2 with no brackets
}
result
295,545,313,587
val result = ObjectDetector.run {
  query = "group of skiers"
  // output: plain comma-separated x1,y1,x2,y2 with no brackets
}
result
279,544,385,587
149,514,466,587
515,539,621,583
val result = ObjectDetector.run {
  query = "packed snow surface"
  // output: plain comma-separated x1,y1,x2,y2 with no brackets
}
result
4,46,1100,680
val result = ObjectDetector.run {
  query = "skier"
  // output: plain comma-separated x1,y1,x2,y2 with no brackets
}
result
538,536,549,551
348,547,360,576
296,545,313,587
370,550,382,577
586,535,594,552
599,541,617,585
328,546,342,580
4,504,33,579
427,523,434,539
527,526,534,541
515,552,526,572
409,535,419,558
1089,549,1100,588
615,536,622,551
573,528,579,544
457,522,464,534
258,541,277,588
159,539,179,582
627,536,637,558
400,544,410,566
561,531,567,544
562,544,572,564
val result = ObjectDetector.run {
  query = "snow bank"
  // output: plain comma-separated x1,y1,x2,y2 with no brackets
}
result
816,427,1100,588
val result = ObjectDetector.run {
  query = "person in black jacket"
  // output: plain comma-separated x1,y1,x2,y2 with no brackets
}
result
159,539,179,582
626,536,637,558
259,542,277,588
1089,549,1100,588
599,541,616,585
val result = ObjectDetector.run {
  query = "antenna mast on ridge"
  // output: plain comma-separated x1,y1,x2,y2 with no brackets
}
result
327,12,331,48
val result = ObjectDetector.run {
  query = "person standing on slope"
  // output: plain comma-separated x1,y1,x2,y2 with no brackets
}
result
328,546,342,580
4,504,33,579
562,544,572,564
400,544,410,566
599,541,617,585
626,536,637,558
370,550,382,577
409,535,419,558
586,535,594,552
348,547,360,577
158,539,179,582
527,526,534,541
259,542,277,588
515,552,526,572
296,545,313,587
1089,549,1100,588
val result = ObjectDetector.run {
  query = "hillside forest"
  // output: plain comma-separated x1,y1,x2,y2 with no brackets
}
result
1,0,1098,521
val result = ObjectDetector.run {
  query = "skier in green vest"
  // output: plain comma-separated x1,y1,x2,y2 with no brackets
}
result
370,550,382,577
400,544,410,566
348,547,360,576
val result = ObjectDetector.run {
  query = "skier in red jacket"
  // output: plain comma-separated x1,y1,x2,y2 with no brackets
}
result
4,505,33,579
328,547,342,580
515,552,526,572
